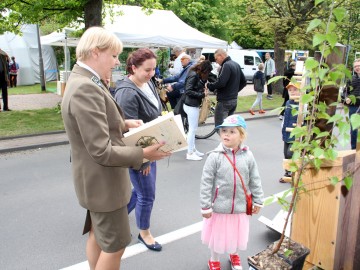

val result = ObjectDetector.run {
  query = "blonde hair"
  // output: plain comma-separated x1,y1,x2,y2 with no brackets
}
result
76,27,123,61
236,127,247,141
258,63,264,71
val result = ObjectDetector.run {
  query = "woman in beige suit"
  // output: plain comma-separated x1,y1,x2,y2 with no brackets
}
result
61,27,170,270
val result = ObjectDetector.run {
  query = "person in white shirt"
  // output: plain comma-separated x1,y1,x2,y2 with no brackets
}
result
169,46,186,75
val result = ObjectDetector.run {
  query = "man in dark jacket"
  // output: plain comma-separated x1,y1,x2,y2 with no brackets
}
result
159,54,193,109
206,49,246,127
344,58,360,149
0,48,10,111
279,61,296,120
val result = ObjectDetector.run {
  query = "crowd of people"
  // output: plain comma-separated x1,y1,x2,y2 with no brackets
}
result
59,26,360,270
0,49,19,112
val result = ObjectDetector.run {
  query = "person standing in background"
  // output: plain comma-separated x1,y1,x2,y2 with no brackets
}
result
344,58,360,149
9,56,19,88
183,60,213,161
279,61,296,120
158,54,193,109
0,48,10,111
169,46,186,76
61,27,170,270
206,49,247,127
249,63,266,115
264,52,276,100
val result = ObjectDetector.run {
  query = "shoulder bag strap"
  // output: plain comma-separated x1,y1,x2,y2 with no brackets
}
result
223,152,248,195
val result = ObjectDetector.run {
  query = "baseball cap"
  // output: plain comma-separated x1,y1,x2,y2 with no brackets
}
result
216,115,247,129
286,82,301,90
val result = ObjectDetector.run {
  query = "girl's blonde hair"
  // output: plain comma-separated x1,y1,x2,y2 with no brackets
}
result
76,27,123,61
236,126,247,141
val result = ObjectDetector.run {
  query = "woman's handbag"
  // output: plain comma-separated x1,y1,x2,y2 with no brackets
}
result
223,153,253,215
198,96,211,124
174,93,186,116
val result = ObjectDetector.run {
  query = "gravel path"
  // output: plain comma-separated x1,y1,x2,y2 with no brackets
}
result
5,83,257,111
7,93,62,111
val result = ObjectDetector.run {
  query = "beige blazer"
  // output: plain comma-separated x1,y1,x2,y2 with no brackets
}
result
61,65,143,212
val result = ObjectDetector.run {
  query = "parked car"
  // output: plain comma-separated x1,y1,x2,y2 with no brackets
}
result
201,49,262,82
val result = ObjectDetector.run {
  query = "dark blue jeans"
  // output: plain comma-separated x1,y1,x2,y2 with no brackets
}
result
214,99,238,127
167,88,182,109
127,162,157,230
349,105,359,149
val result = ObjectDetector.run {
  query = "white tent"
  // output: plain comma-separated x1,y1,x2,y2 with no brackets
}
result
0,24,57,85
41,5,228,49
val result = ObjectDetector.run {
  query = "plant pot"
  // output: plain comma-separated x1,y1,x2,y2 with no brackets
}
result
248,237,310,270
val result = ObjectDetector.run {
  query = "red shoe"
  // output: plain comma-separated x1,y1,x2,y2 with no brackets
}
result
249,109,255,115
208,260,221,270
229,254,242,270
259,110,266,114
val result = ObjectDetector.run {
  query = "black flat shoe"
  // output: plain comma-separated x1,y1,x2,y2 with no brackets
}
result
138,234,162,251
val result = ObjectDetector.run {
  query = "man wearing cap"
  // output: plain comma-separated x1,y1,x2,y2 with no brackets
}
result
279,61,296,120
206,49,246,127
0,48,10,111
169,46,186,76
158,54,193,109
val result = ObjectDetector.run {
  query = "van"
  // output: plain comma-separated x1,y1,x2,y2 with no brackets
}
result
201,49,263,82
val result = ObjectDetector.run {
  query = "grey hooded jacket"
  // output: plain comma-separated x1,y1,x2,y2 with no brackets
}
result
200,143,264,214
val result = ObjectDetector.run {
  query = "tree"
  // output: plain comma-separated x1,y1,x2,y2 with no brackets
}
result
0,0,161,34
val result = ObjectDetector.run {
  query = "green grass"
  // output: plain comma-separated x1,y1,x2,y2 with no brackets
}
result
0,91,283,138
8,81,58,95
0,108,64,137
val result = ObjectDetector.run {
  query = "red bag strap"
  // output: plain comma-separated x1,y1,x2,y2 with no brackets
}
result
223,152,248,195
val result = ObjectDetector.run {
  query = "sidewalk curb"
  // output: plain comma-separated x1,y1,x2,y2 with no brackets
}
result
0,113,278,154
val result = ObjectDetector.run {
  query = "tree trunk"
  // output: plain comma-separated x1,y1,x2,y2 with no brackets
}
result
84,0,103,29
273,26,286,94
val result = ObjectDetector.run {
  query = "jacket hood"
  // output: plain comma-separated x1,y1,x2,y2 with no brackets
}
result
115,76,137,90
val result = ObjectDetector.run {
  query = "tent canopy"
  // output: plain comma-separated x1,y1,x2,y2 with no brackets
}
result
41,5,228,49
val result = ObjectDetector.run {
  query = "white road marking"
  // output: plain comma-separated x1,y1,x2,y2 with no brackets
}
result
60,190,288,269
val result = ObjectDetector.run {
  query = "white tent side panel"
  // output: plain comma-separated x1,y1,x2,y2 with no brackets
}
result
0,24,57,85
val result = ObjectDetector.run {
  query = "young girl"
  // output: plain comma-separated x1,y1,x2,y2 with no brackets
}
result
200,115,264,270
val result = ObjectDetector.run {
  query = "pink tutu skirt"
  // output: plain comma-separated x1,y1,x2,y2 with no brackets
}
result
201,213,249,254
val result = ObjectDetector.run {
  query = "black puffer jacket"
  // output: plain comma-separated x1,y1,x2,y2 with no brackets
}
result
345,73,360,106
207,56,246,101
184,70,205,107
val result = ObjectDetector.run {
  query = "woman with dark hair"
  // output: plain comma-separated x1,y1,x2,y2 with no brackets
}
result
114,48,163,251
184,60,213,161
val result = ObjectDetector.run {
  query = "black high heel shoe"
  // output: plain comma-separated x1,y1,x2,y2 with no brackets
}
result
137,234,162,251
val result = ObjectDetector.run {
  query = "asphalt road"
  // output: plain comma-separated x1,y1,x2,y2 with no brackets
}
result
0,117,288,270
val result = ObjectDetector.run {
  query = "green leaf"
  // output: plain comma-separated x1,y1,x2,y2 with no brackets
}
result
344,176,353,190
264,197,274,206
330,176,339,186
313,148,324,158
324,148,338,160
313,158,322,170
315,0,325,6
350,114,360,130
301,94,314,104
305,58,319,70
318,68,328,80
307,19,322,32
326,33,338,48
333,7,346,22
316,131,330,138
284,249,293,257
267,76,283,84
313,34,326,47
328,114,343,123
